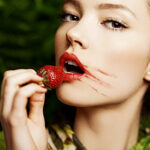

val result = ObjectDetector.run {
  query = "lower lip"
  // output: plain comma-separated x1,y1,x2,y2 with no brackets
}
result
63,72,83,82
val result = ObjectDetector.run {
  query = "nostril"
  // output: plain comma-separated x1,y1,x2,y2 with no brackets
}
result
74,40,83,47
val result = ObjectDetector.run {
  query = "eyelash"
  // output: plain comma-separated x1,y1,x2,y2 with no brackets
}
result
101,18,128,31
59,12,79,22
59,12,128,31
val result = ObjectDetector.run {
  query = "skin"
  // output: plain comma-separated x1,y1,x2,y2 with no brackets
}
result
1,0,150,150
55,0,150,106
0,70,48,150
55,0,150,149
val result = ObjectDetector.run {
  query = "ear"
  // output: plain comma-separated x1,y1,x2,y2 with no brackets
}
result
144,63,150,81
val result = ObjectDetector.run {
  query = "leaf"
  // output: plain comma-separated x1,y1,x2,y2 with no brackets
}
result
131,135,150,150
0,131,6,150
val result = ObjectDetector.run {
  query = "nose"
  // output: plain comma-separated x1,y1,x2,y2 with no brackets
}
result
66,23,89,50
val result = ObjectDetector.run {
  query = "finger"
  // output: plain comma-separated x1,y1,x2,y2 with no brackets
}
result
1,70,43,116
29,92,46,124
1,69,42,103
0,70,26,113
1,69,38,93
0,84,19,119
3,69,43,87
11,83,47,118
3,69,35,78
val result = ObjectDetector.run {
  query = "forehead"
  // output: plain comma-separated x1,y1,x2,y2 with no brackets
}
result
63,0,148,10
63,0,149,18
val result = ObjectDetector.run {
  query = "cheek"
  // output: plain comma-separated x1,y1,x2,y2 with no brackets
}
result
101,36,150,94
54,24,150,106
110,41,148,76
85,32,150,100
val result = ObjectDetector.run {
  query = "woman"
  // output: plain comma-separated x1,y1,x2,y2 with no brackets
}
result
1,0,150,149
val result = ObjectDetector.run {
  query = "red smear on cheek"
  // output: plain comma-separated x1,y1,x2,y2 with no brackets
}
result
90,86,98,92
83,77,107,96
84,67,111,88
60,52,115,88
96,68,117,78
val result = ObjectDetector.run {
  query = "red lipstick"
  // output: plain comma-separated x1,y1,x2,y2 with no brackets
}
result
59,52,113,88
59,52,85,81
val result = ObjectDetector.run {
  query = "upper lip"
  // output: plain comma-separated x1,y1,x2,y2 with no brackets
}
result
59,52,85,73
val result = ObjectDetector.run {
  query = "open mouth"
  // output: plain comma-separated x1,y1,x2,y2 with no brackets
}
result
64,60,84,74
59,52,85,81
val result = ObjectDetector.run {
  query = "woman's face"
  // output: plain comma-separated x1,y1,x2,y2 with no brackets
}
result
55,0,150,107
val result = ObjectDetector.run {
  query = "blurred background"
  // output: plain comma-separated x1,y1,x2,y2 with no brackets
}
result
1,0,150,149
0,0,65,131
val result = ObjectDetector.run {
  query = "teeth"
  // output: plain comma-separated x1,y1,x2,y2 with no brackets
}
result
64,60,84,74
66,60,78,66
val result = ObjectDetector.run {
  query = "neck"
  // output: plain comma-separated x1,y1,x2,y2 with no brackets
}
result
74,85,147,150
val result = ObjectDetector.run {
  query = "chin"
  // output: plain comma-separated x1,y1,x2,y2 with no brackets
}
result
56,82,85,107
56,81,115,107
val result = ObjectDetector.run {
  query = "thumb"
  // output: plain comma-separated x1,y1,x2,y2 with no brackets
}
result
29,92,46,124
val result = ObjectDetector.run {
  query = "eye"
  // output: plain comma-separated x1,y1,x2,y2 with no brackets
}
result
59,12,79,22
101,19,128,31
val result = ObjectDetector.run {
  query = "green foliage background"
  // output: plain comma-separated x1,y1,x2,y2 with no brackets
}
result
1,0,150,149
0,0,64,128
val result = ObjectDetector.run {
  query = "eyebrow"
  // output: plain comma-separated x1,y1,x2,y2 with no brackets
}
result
64,0,81,9
63,0,82,14
63,0,136,18
98,3,136,18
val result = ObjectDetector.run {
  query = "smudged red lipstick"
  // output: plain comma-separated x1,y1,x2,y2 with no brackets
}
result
59,52,85,81
59,52,114,88
96,68,117,78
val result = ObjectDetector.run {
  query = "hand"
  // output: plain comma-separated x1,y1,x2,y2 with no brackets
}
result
0,69,48,150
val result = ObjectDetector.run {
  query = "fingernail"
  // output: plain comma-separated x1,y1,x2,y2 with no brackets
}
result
41,85,47,89
41,85,47,90
40,87,47,93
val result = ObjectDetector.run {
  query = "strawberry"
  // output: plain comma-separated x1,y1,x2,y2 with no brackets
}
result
37,65,64,90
